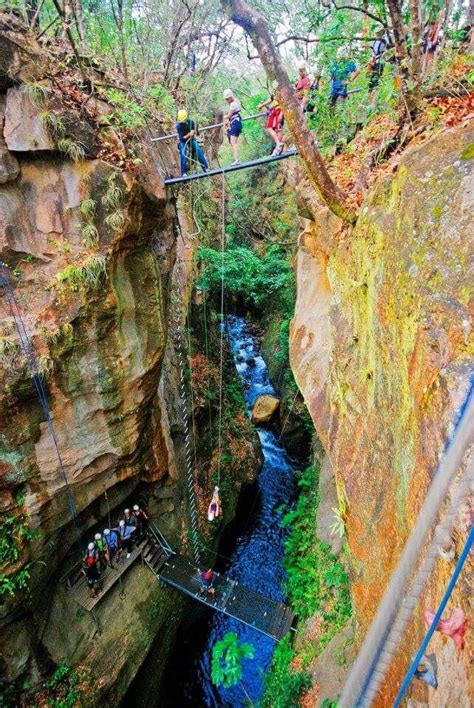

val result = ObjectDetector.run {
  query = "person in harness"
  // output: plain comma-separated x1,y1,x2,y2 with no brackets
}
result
82,542,101,598
115,519,136,559
223,89,242,165
199,568,216,596
175,109,209,177
329,47,360,106
94,532,108,571
295,60,312,110
124,507,137,528
258,92,284,155
103,528,120,567
367,28,389,93
207,486,221,522
133,504,149,539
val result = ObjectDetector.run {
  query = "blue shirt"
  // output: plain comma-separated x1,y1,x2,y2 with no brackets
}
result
330,60,356,96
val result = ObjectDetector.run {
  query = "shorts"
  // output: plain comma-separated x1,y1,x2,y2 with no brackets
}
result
266,108,283,131
227,119,242,138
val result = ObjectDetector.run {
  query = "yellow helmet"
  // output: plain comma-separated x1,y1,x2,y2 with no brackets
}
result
177,109,188,121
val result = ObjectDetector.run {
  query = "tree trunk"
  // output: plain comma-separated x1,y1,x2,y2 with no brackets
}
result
72,0,86,52
408,0,422,81
220,0,356,224
386,0,420,115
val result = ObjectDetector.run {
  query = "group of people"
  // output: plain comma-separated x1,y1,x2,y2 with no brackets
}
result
81,504,149,597
174,18,450,178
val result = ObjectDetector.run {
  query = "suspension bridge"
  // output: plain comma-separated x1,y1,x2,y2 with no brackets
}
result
62,524,295,642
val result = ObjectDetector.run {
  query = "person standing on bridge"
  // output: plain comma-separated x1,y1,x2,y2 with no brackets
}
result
103,528,119,567
223,89,242,165
258,92,285,156
116,519,136,559
133,504,149,539
295,60,312,111
175,109,209,177
82,542,101,598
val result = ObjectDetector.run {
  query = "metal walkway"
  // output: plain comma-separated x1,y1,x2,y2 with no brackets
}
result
164,149,298,186
62,524,294,641
143,525,294,641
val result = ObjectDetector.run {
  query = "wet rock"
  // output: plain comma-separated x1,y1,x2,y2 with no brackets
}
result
236,354,244,362
251,394,280,425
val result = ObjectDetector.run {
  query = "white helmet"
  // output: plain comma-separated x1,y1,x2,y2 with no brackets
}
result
94,533,101,540
125,508,130,514
297,59,307,71
223,88,233,99
88,542,95,550
133,504,139,511
119,519,125,526
336,46,348,59
103,528,110,535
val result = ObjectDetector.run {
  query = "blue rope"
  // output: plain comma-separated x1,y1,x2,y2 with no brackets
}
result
355,374,474,705
393,522,474,707
0,261,82,549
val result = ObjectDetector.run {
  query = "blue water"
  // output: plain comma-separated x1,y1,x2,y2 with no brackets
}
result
183,315,297,706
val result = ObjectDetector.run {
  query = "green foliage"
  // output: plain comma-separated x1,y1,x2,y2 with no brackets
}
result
80,198,96,218
199,244,294,313
54,255,107,292
211,632,254,689
41,111,65,139
261,636,311,708
281,465,352,633
329,496,348,538
57,139,86,162
263,465,352,705
0,565,32,598
44,664,81,707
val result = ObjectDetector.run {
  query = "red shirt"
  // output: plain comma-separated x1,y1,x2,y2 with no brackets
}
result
296,75,311,100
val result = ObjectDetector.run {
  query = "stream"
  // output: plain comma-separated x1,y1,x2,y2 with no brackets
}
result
130,316,298,706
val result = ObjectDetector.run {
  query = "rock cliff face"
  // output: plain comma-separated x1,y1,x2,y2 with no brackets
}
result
290,121,473,703
0,15,259,700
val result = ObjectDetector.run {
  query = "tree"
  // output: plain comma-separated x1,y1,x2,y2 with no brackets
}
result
211,631,255,690
220,0,357,224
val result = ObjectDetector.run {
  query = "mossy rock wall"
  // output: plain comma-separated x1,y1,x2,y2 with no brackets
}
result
290,121,474,704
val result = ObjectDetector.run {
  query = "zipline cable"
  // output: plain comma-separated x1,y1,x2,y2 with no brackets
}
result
393,521,474,707
340,377,474,706
0,261,82,549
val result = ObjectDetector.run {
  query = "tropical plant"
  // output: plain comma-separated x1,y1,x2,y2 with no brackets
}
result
211,631,255,689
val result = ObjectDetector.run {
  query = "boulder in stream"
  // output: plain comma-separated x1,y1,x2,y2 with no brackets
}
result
251,394,280,425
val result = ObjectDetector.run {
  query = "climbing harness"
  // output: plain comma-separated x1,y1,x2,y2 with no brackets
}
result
0,261,82,548
340,377,474,706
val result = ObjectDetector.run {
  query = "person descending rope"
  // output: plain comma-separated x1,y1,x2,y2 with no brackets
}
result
329,46,360,107
133,503,149,539
207,486,222,522
223,89,242,165
176,109,209,177
258,90,285,155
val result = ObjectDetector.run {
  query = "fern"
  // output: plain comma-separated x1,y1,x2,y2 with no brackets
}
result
81,222,99,247
41,111,65,139
105,210,125,231
80,198,96,218
102,184,124,209
57,139,86,162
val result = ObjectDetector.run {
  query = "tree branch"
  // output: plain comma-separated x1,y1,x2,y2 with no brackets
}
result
220,0,357,224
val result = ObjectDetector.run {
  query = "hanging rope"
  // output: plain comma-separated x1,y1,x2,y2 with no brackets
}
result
393,521,474,707
216,172,226,488
340,377,474,706
0,261,82,549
